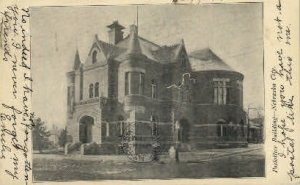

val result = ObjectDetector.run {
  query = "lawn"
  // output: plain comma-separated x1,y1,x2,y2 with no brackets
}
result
33,150,265,181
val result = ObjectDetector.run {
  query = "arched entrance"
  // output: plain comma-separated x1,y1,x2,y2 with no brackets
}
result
79,116,94,143
178,119,190,143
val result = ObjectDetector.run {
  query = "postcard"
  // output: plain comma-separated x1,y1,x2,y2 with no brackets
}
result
0,0,299,185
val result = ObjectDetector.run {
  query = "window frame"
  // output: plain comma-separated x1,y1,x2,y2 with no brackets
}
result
151,79,157,99
213,78,230,105
92,50,97,64
95,82,99,97
89,83,94,98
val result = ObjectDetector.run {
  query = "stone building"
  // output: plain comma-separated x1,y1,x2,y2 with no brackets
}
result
66,21,247,154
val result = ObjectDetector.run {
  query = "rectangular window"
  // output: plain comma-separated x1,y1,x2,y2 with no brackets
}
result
151,80,157,99
125,72,129,95
237,80,243,106
125,72,145,95
213,79,230,105
80,70,83,100
151,84,157,98
140,73,145,95
214,81,218,104
106,122,110,137
67,87,71,106
101,123,106,137
226,82,230,104
152,123,158,136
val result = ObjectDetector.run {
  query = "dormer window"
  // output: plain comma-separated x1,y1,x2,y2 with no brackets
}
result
92,50,97,64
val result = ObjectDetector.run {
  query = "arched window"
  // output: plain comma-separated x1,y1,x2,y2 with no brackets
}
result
92,51,97,64
151,115,158,136
151,79,157,99
89,83,94,98
95,82,99,97
217,119,226,137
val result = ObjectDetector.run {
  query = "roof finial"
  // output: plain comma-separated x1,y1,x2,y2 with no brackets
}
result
74,48,81,70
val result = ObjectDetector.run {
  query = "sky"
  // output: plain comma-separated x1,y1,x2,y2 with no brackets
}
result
30,3,263,129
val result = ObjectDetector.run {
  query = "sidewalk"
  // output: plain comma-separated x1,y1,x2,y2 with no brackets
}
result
33,144,264,163
178,144,264,162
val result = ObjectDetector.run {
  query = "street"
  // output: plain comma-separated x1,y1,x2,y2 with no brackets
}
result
33,144,264,181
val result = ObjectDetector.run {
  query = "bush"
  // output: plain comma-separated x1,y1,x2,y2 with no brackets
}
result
68,142,82,153
98,143,117,155
84,142,101,155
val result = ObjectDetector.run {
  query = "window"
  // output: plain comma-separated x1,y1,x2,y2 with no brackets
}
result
151,115,158,136
125,72,129,95
67,86,71,106
217,124,228,137
95,82,99,97
151,79,157,99
106,122,110,137
213,79,230,105
139,73,145,95
89,83,94,98
92,51,97,64
118,116,125,136
79,69,83,100
125,72,145,95
101,122,106,137
237,80,243,106
217,124,223,137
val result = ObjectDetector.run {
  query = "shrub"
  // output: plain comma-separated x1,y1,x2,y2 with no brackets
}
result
68,142,82,153
84,142,101,155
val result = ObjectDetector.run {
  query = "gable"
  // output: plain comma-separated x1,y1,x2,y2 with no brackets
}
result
85,42,107,66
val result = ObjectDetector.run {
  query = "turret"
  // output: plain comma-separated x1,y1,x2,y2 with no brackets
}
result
73,49,81,70
127,25,142,55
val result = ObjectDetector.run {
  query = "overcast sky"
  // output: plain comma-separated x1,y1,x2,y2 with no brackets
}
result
31,3,263,129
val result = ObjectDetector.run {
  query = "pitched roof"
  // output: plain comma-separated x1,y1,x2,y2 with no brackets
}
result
189,48,234,72
115,31,160,61
96,39,126,59
85,24,187,64
152,43,183,63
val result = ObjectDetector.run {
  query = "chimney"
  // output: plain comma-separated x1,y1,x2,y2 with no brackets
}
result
107,21,125,45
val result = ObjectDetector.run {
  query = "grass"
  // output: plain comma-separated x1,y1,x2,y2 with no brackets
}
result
33,150,265,181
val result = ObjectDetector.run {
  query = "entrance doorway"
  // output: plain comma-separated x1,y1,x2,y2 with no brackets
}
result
79,116,94,143
178,119,190,143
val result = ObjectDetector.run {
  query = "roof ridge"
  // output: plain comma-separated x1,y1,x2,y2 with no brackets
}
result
138,36,161,48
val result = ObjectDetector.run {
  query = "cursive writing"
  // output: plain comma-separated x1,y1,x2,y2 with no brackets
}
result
0,4,33,185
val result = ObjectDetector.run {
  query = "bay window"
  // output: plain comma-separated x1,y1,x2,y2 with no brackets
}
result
125,72,145,95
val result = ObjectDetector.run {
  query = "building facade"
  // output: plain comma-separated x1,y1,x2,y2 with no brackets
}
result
66,21,247,154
